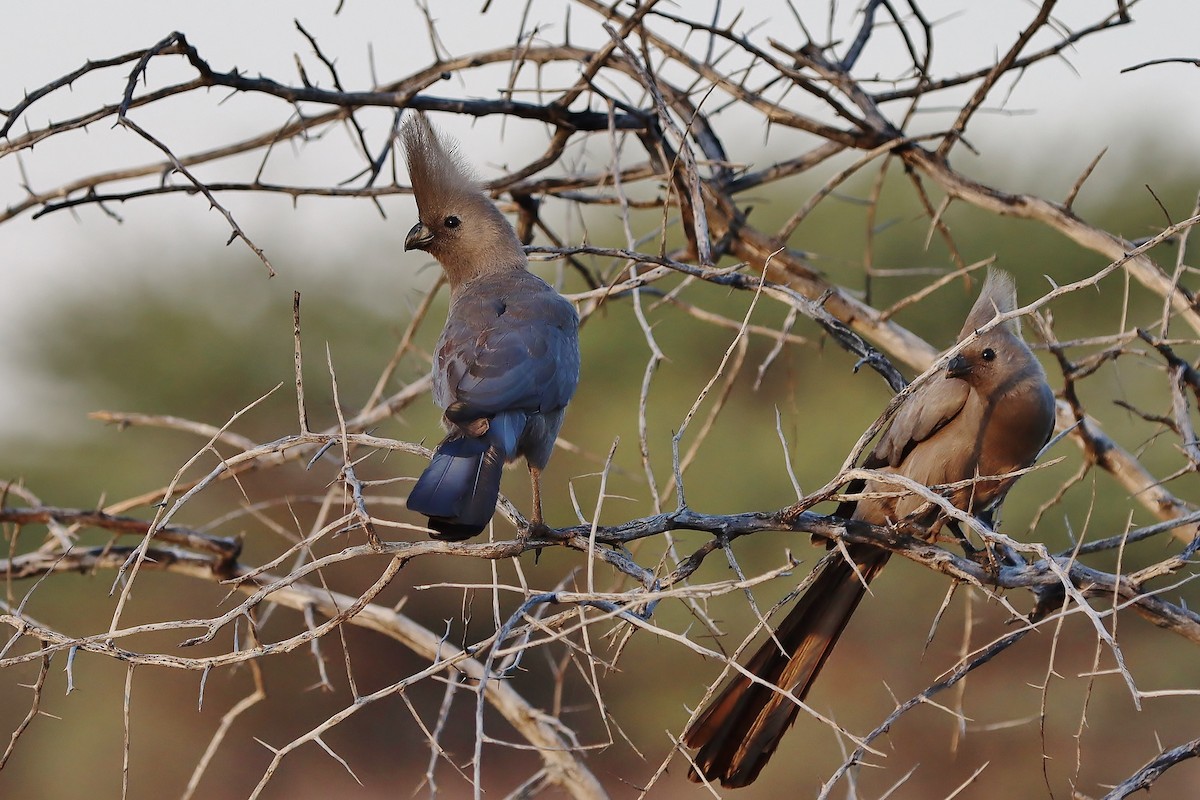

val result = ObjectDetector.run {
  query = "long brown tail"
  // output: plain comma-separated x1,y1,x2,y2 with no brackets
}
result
683,544,890,788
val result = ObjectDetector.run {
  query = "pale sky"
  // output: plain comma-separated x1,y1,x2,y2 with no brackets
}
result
2,0,1198,437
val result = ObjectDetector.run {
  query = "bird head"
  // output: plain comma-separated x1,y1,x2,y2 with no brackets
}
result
944,268,1044,391
401,112,525,285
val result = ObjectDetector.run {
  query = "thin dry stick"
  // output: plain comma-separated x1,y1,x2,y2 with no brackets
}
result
0,649,50,770
122,663,134,800
182,659,266,800
293,292,310,434
363,273,445,414
326,344,382,549
114,113,275,276
1101,737,1200,800
104,383,284,637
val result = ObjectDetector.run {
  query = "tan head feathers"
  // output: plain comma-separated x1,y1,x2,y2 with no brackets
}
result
402,112,480,219
401,112,526,284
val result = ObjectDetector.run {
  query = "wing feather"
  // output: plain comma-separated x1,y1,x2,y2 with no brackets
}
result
871,377,970,468
438,272,579,417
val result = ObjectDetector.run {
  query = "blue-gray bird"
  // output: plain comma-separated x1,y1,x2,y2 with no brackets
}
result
402,113,580,541
684,269,1056,787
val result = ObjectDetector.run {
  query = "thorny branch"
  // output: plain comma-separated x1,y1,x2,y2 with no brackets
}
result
3,1,1199,798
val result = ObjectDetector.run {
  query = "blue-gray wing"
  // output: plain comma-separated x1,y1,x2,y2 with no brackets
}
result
435,271,580,417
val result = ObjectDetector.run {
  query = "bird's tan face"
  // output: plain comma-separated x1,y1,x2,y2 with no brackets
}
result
946,334,1039,397
401,111,511,277
404,211,465,255
945,341,998,382
405,201,525,286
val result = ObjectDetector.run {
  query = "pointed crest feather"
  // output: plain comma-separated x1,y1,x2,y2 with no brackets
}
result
960,267,1020,339
402,112,482,217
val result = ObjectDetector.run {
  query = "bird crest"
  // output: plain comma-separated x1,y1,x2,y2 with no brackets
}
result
402,112,482,221
961,268,1020,338
400,112,525,282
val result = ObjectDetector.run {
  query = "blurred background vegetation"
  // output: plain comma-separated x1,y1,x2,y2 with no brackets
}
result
2,151,1197,798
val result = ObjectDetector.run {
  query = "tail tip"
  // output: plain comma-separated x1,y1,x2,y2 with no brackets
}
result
425,517,485,541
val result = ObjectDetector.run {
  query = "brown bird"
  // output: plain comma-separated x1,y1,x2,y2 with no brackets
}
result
402,113,580,541
683,269,1056,787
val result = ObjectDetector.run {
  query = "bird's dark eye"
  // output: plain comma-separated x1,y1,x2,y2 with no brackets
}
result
444,215,461,229
981,348,996,361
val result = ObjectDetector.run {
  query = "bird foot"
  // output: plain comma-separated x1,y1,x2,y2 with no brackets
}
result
944,521,1001,572
963,544,999,570
521,521,563,566
1028,583,1068,622
522,520,557,540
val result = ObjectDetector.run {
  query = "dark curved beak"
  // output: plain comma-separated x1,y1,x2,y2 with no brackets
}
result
945,353,971,379
405,221,434,251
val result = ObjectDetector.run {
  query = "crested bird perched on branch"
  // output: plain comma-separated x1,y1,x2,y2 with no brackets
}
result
402,113,580,541
683,269,1056,787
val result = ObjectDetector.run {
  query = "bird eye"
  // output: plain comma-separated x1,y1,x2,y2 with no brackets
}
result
444,215,461,229
982,348,996,361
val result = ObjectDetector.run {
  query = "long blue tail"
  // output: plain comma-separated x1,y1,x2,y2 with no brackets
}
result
407,411,524,540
